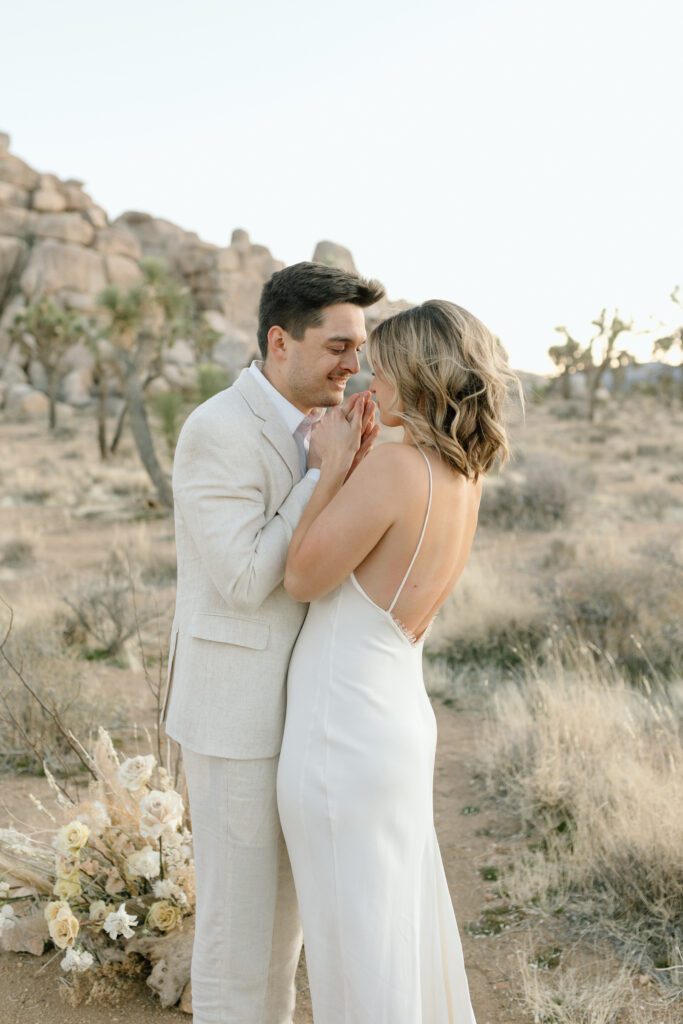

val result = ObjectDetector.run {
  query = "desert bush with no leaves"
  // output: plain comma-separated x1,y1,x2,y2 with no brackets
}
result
0,623,125,775
62,550,161,659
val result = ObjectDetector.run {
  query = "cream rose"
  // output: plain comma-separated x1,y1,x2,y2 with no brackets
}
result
53,876,82,901
55,820,90,856
139,790,184,841
88,900,108,925
48,906,80,949
147,900,182,933
44,900,70,923
118,754,156,792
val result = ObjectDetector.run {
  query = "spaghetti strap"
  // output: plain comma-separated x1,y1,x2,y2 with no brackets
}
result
387,447,433,614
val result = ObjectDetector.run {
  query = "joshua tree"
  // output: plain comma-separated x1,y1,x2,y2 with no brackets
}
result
548,328,585,399
97,258,192,507
653,286,683,404
585,309,634,421
9,298,84,430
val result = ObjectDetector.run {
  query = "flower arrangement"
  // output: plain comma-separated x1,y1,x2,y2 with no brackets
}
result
0,728,195,1009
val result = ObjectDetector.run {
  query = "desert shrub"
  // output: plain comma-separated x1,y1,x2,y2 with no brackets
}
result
629,487,682,521
140,554,177,587
196,364,230,404
0,624,125,774
479,456,575,531
551,542,683,677
1,538,34,567
62,551,160,659
480,647,683,994
426,556,547,670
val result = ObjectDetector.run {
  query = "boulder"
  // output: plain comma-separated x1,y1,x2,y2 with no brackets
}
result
231,228,251,251
62,182,93,212
146,376,171,396
0,131,9,154
32,187,67,213
4,383,49,418
63,341,95,372
104,253,143,288
162,339,196,389
33,211,95,246
211,322,254,377
62,366,93,405
20,240,107,299
95,224,142,260
215,247,240,273
86,204,108,229
0,152,40,190
0,237,28,297
313,240,358,274
0,206,36,237
28,359,47,390
0,180,29,207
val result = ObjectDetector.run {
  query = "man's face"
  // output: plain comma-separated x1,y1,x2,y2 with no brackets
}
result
281,303,367,408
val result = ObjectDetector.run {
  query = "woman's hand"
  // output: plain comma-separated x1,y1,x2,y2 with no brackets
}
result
308,401,364,478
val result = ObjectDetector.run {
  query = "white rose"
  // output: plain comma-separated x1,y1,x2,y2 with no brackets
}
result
74,801,110,835
61,945,94,972
139,790,184,841
118,755,156,792
103,902,138,940
125,846,161,880
55,820,90,856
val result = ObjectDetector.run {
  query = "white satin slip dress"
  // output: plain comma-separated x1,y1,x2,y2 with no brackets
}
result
277,446,476,1024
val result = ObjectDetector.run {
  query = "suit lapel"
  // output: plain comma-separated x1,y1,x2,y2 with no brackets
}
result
234,369,302,483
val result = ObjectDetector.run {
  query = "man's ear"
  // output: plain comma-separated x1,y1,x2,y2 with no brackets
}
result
267,325,287,362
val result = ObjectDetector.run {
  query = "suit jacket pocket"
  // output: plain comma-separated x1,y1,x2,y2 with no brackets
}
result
190,612,270,650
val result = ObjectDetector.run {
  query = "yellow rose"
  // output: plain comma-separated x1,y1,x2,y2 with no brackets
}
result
55,821,90,856
147,900,182,933
48,906,80,949
54,877,82,901
44,900,70,923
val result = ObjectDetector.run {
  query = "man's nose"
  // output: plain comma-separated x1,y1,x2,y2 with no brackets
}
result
340,349,361,374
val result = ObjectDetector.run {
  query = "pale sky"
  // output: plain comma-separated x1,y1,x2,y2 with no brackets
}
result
2,0,681,373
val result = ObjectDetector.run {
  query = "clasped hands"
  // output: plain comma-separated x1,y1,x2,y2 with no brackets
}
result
307,392,379,480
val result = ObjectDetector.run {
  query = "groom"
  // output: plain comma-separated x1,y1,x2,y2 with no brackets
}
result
161,261,385,1023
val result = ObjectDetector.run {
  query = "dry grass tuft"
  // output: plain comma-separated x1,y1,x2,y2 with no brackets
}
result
480,645,683,994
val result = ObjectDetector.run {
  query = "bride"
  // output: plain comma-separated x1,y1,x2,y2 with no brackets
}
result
277,299,519,1023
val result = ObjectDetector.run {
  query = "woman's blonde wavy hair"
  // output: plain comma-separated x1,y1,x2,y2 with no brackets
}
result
367,300,522,480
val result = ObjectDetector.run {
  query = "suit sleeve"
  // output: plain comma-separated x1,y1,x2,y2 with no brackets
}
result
173,415,318,615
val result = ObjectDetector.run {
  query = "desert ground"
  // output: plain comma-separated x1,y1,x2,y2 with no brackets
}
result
1,387,682,1023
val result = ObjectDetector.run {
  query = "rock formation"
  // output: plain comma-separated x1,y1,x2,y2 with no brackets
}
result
0,131,403,413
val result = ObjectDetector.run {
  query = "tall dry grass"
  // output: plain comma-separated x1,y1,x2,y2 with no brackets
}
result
479,644,683,996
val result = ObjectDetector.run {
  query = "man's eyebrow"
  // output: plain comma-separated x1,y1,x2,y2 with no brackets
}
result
327,335,366,345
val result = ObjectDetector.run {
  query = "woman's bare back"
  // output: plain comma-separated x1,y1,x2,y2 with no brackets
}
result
353,443,482,641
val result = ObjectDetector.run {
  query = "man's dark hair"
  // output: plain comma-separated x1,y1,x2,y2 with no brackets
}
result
257,261,385,358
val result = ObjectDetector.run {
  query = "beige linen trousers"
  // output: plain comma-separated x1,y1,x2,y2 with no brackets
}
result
163,365,318,1023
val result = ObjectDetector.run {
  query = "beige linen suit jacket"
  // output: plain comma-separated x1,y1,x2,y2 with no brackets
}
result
161,365,319,759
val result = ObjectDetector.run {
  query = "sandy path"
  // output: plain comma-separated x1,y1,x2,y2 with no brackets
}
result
0,701,527,1023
